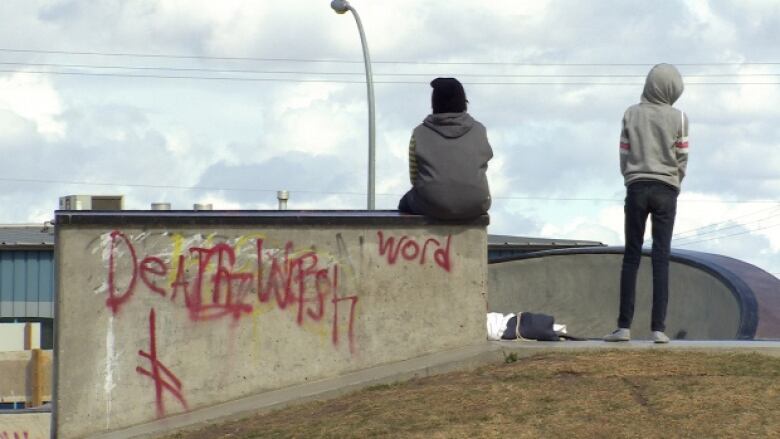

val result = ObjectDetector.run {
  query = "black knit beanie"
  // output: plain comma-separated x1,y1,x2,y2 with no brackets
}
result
431,77,467,114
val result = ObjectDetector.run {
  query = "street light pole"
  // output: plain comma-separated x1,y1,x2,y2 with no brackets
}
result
331,0,376,210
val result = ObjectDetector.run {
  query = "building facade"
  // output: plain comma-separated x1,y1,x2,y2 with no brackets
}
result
0,224,55,349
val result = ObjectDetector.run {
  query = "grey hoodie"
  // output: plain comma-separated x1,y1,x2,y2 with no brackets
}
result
620,63,689,190
408,112,493,219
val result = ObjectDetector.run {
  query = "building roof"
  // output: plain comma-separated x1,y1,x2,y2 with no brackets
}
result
0,224,55,248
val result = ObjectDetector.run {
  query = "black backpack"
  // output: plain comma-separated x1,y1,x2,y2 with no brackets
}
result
501,312,584,341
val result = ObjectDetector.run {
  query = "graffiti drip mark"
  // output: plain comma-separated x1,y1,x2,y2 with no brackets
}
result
135,309,188,418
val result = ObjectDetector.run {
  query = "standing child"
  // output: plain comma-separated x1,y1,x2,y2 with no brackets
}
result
604,63,689,344
398,77,493,220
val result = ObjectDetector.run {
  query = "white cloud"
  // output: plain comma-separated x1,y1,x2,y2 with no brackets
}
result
0,73,66,140
0,0,777,276
266,97,362,156
683,1,738,45
0,109,36,142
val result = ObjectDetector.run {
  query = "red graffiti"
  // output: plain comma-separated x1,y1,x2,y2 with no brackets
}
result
331,266,358,354
0,432,37,439
170,254,189,302
257,240,296,309
187,243,254,321
254,240,358,352
136,308,188,418
106,230,138,314
103,233,359,351
139,256,167,297
377,231,452,272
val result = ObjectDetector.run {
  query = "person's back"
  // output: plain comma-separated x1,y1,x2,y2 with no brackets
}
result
398,77,493,220
605,63,689,344
620,64,688,190
412,112,492,219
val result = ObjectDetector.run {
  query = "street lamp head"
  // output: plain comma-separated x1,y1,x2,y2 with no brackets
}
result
330,0,350,14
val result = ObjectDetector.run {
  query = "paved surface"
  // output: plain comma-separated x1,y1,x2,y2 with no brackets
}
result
495,339,780,356
97,339,780,438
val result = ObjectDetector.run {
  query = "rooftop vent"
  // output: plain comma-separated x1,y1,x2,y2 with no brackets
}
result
59,195,124,211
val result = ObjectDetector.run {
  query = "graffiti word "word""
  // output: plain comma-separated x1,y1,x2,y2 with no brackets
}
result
376,231,452,272
104,231,358,352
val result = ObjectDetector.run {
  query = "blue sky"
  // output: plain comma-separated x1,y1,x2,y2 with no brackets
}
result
0,0,778,276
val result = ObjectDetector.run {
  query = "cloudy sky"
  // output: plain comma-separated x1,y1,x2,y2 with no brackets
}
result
0,0,778,276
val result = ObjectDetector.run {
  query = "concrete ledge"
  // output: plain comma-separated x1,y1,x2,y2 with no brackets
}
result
54,210,490,227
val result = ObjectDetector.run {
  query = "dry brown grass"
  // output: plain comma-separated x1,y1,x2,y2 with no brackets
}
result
167,350,780,439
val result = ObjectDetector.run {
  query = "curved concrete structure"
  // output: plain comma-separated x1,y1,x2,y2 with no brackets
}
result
489,247,780,340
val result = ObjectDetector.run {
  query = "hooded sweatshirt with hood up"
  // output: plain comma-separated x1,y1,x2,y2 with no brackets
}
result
620,63,689,190
406,112,493,219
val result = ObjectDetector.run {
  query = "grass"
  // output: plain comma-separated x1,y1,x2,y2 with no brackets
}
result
166,350,780,439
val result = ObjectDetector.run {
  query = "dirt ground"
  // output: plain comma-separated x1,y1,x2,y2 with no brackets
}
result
166,350,780,438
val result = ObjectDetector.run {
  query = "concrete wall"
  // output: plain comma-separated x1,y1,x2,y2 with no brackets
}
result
0,350,52,404
489,253,740,340
0,411,51,439
54,212,488,438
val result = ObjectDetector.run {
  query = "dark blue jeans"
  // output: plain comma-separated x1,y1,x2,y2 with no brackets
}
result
618,181,678,332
